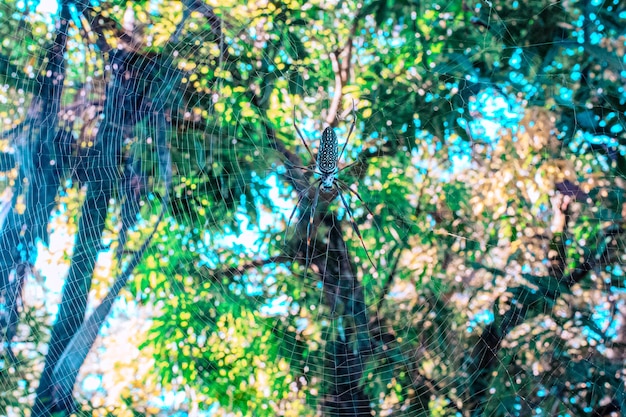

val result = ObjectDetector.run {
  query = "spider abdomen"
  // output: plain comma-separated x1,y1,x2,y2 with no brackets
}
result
317,127,338,175
290,101,375,269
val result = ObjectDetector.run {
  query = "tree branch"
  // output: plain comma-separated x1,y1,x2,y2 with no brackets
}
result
205,255,293,283
49,107,172,412
325,17,359,126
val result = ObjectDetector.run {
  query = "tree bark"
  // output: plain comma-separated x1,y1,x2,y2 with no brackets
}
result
0,0,71,347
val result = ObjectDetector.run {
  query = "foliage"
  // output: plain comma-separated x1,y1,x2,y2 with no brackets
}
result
0,0,624,416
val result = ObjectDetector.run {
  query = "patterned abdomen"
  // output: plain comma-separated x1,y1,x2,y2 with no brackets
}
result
317,127,338,175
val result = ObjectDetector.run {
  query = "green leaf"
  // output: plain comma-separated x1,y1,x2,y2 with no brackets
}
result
286,31,308,61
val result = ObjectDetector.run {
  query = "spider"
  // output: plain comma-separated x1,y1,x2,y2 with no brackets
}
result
286,101,375,270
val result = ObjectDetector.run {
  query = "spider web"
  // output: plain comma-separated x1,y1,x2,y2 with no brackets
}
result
0,0,625,416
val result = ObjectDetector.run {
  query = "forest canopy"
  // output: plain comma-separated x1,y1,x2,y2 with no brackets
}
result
0,0,625,416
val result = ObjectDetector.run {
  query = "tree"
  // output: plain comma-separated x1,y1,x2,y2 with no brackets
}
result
0,0,624,415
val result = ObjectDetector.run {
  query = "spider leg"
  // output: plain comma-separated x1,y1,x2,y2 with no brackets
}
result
336,161,359,174
306,183,321,269
289,164,317,174
284,181,318,244
338,99,357,161
335,184,375,269
293,106,315,162
336,179,376,221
